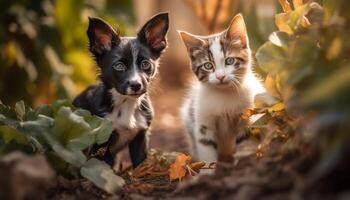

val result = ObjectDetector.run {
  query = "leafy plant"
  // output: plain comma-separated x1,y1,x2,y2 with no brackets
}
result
0,99,124,193
254,0,350,186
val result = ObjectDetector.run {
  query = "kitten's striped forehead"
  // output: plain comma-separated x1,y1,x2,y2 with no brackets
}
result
189,34,248,63
208,36,224,68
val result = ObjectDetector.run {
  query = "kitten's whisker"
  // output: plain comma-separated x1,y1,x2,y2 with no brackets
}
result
234,73,246,77
229,82,236,93
233,79,241,95
230,80,240,97
233,75,245,82
232,78,241,86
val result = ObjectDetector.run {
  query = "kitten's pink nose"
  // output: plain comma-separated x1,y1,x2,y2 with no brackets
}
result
216,75,225,82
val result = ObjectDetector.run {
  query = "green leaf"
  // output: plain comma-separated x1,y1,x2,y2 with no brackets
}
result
53,107,92,150
256,41,286,73
0,125,28,145
35,104,54,117
93,120,113,145
0,103,19,126
15,101,25,120
80,158,125,194
268,31,290,48
74,109,113,145
287,3,311,31
23,110,38,121
44,132,86,167
20,115,54,145
52,99,74,114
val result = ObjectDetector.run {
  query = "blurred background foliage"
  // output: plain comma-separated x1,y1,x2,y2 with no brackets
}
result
0,0,134,106
0,0,282,108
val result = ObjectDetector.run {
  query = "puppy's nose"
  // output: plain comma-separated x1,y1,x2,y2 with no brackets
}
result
129,81,142,92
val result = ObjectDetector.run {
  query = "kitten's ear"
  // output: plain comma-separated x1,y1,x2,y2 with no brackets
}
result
138,12,169,53
225,13,248,48
87,17,120,56
178,31,206,51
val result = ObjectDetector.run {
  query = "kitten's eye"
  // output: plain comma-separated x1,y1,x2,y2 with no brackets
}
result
225,57,236,65
202,62,214,70
112,62,126,71
141,60,152,70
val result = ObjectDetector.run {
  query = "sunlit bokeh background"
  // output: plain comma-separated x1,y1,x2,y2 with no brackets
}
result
0,0,282,135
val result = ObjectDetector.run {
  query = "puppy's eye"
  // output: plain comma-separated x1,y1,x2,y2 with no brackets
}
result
112,62,126,71
202,62,214,70
225,57,236,65
141,60,152,70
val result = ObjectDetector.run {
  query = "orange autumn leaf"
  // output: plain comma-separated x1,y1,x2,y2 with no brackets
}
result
169,153,191,181
241,109,256,120
293,0,303,8
279,0,292,13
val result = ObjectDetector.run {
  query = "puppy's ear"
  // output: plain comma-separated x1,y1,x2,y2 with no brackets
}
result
225,13,248,48
178,31,206,51
87,17,120,56
138,13,169,54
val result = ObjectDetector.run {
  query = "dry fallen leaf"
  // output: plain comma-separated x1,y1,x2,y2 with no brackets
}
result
132,162,154,179
241,109,256,120
169,154,191,181
189,162,206,173
132,152,209,181
132,159,168,179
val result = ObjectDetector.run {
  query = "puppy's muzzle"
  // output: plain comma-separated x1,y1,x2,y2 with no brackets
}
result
127,80,145,96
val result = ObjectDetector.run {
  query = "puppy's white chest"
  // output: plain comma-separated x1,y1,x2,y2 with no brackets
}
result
108,90,147,137
110,104,144,135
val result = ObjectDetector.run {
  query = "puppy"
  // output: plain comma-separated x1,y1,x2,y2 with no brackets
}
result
73,13,169,167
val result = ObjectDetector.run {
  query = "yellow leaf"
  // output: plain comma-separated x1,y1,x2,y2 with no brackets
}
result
275,70,289,96
169,154,191,181
268,102,285,113
275,13,293,34
293,0,303,8
265,75,280,99
279,0,293,13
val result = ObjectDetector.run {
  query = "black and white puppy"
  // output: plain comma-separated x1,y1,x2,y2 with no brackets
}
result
73,13,169,167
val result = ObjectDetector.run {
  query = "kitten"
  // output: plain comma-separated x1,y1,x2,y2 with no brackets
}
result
73,13,169,167
179,14,265,163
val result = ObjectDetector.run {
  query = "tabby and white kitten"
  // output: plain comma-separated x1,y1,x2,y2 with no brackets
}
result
179,14,265,163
